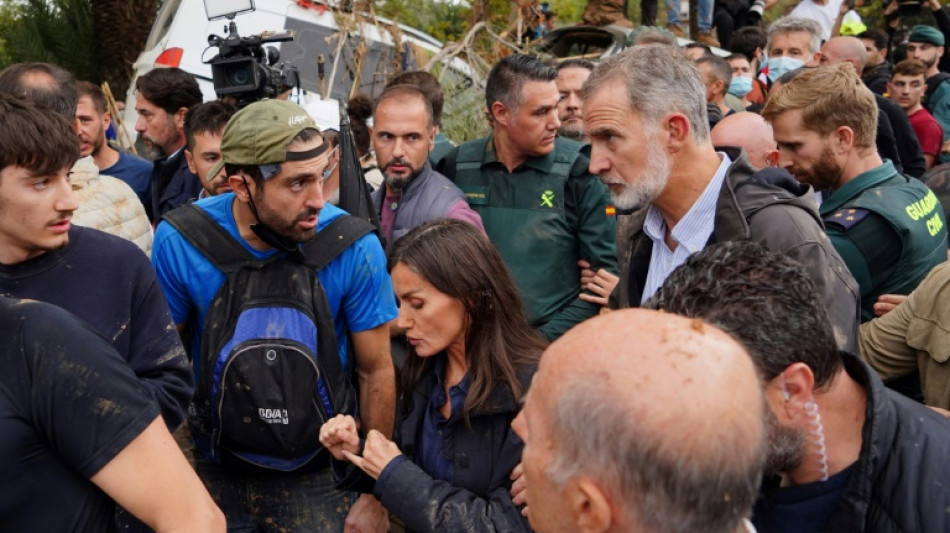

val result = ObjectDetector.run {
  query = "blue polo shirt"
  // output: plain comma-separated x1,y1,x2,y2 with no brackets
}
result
152,193,397,378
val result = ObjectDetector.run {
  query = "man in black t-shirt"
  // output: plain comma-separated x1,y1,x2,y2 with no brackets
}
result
0,297,224,532
0,92,191,432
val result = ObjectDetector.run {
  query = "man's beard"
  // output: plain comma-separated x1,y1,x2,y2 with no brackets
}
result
138,132,167,161
791,144,842,193
601,134,671,210
253,191,321,243
763,407,806,477
558,126,586,141
382,157,424,192
558,113,586,141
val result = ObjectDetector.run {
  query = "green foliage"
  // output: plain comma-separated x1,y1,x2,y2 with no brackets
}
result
549,0,587,24
375,0,469,42
0,0,97,81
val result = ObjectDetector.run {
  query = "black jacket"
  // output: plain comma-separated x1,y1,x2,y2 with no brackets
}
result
862,61,891,96
613,148,861,353
147,148,202,223
755,355,950,532
340,362,534,532
876,93,927,179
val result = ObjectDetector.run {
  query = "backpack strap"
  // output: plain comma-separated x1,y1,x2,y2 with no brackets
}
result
302,215,375,272
163,204,258,273
925,73,950,109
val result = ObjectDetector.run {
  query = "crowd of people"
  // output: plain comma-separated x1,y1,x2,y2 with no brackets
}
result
2,1,950,532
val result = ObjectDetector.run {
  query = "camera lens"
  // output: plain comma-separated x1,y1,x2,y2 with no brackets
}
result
229,66,252,87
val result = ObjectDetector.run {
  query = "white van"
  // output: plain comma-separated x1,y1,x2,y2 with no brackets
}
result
123,0,476,126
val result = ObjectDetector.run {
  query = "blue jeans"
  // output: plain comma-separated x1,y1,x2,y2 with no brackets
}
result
667,0,714,32
197,462,354,532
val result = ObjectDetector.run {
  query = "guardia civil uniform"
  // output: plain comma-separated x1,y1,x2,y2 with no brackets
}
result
438,136,617,341
821,160,948,322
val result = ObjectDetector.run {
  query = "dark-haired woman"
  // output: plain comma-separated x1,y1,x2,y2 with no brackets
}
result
320,219,543,532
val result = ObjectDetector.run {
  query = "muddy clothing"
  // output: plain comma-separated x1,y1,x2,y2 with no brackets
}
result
438,136,617,341
146,148,202,223
0,298,160,533
753,354,950,532
860,262,950,409
821,161,948,322
341,355,534,533
152,195,396,532
0,226,191,431
616,148,861,352
153,195,397,368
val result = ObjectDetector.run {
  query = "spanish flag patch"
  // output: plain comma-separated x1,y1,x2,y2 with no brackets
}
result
606,205,616,217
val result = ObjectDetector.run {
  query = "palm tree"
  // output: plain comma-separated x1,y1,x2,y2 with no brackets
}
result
91,0,159,96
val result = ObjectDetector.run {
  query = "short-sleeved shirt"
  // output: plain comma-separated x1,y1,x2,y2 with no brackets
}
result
908,107,945,158
102,150,153,207
0,298,160,532
152,193,397,375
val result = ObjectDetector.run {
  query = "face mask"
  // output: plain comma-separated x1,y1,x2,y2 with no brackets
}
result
768,56,805,83
322,146,340,180
728,76,754,98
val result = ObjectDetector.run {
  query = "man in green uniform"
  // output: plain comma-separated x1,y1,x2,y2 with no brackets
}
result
437,54,617,341
764,63,948,322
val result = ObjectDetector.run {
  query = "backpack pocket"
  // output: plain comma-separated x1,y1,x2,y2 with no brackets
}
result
210,306,334,471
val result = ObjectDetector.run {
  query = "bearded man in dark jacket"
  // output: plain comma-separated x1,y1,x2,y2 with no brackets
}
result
648,240,950,533
582,44,861,352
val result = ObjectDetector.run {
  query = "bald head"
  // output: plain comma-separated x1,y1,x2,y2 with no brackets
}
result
711,112,779,169
516,309,765,533
821,36,868,75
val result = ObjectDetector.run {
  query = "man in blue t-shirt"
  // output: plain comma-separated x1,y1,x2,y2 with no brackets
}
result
75,81,152,206
152,99,397,532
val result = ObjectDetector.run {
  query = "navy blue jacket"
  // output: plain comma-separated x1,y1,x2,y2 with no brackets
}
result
148,148,202,222
340,362,534,532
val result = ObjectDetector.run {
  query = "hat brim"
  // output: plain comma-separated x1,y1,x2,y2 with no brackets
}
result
207,159,226,183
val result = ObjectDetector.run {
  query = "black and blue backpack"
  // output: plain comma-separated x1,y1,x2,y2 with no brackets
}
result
164,205,372,472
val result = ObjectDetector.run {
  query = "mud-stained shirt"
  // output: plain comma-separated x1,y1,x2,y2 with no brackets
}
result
0,298,160,532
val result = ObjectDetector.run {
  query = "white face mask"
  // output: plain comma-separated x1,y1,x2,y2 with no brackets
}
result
322,145,340,181
768,56,805,83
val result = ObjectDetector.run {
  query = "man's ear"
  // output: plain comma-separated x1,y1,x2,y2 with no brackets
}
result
665,113,692,152
229,172,254,203
832,125,855,153
103,111,112,129
806,51,822,67
491,101,511,127
714,79,726,97
173,106,189,130
184,150,197,175
570,477,614,533
769,362,816,421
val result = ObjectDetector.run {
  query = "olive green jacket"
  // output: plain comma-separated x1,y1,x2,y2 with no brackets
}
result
860,261,950,409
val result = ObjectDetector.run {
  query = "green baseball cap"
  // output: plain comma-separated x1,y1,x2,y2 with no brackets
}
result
207,98,326,183
908,25,945,47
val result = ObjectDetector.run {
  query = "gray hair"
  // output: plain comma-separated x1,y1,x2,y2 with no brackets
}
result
767,17,823,55
582,44,710,143
546,376,764,533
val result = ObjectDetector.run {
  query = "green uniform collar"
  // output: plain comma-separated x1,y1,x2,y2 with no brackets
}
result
820,160,899,215
482,133,559,174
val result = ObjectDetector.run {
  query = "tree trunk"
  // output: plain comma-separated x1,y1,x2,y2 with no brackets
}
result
92,0,160,97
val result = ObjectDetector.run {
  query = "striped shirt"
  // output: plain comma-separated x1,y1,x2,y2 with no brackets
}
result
640,153,732,304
